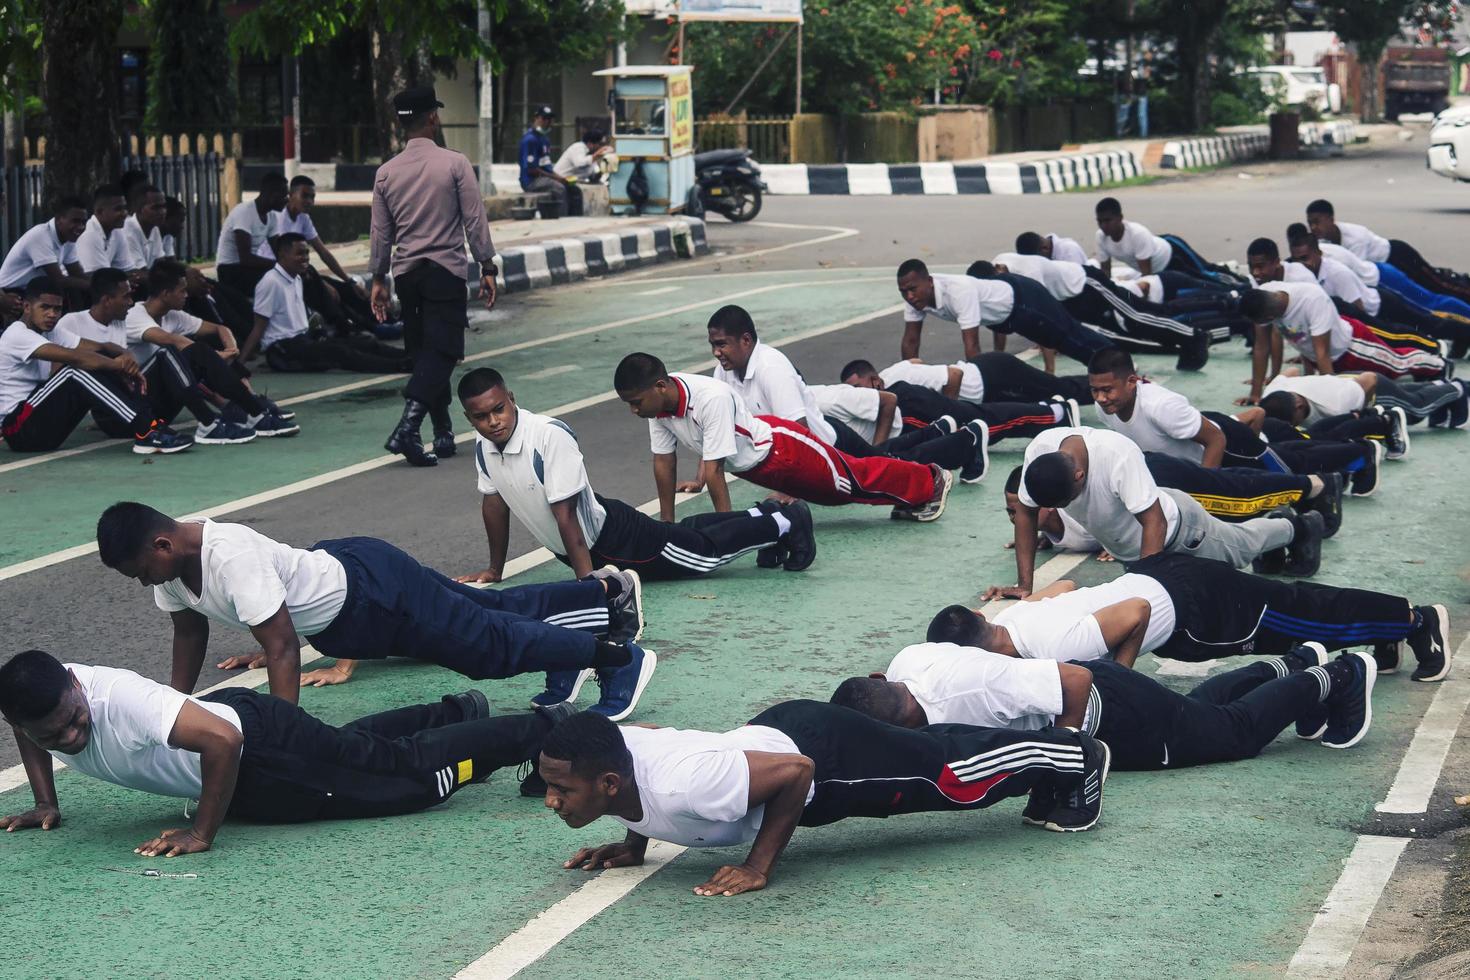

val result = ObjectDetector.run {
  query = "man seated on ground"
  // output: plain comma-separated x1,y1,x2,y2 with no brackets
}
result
896,258,1115,366
1307,198,1470,307
0,649,575,856
0,196,91,308
540,705,1111,898
988,426,1323,601
1017,230,1088,266
75,184,143,287
94,501,656,716
842,353,1092,408
1,278,191,454
833,613,1377,765
615,352,952,523
214,172,288,297
122,184,169,271
259,175,379,336
162,197,256,340
240,234,411,374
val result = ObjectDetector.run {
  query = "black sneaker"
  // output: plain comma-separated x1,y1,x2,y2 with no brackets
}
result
443,689,490,722
1175,327,1211,372
1021,781,1058,828
1380,406,1410,460
1041,733,1110,833
1372,642,1401,675
1287,643,1329,740
1282,510,1324,577
1321,652,1376,749
781,501,817,571
1303,472,1343,539
597,568,644,645
1408,604,1452,682
960,420,990,484
1451,381,1470,429
1252,547,1289,575
753,500,789,567
1349,440,1382,497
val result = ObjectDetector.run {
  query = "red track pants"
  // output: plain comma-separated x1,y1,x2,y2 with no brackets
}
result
739,417,935,507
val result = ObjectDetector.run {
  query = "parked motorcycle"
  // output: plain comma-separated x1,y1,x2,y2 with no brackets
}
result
692,148,766,222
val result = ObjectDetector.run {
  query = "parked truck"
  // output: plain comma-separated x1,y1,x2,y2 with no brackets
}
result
1384,46,1451,121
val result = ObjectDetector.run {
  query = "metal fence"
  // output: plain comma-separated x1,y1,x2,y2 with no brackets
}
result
694,115,792,163
0,165,45,259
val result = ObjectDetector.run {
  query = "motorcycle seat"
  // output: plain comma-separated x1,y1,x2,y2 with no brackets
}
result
695,149,750,168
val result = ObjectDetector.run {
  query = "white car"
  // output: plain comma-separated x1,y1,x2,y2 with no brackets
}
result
1245,66,1343,114
1427,104,1470,182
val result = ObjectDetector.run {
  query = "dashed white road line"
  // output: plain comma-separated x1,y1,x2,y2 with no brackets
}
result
1376,668,1470,814
521,364,581,380
632,285,681,296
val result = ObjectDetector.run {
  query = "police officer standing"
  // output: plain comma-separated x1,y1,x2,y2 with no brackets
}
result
370,85,498,467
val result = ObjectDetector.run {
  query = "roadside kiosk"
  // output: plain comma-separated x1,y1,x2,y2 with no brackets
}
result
593,65,695,215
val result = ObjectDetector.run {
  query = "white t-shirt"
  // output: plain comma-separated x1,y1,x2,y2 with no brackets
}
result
474,408,607,555
0,320,81,417
1252,262,1315,288
1263,374,1366,424
1319,241,1380,287
554,141,600,180
647,373,773,474
1335,221,1391,264
161,233,177,258
56,309,127,349
251,265,310,348
1311,255,1380,316
1018,427,1180,563
1041,509,1100,553
123,301,202,363
991,573,1177,662
714,341,836,444
879,359,985,403
614,724,812,848
903,273,1014,329
54,664,242,800
1259,280,1350,361
1095,380,1208,465
995,251,1085,300
885,642,1062,730
123,214,167,269
215,200,270,266
809,383,902,444
0,220,79,289
1045,233,1089,265
75,215,138,274
153,519,348,636
255,207,319,259
1096,221,1173,271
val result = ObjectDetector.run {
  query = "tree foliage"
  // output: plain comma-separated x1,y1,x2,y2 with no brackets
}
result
145,0,238,132
1318,0,1460,120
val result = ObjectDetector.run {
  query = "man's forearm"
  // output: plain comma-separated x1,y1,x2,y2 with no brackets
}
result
171,628,208,694
1014,511,1038,591
653,456,678,521
15,734,58,809
1250,329,1270,400
741,768,811,879
483,498,510,576
961,328,981,361
703,462,734,513
1138,506,1167,559
262,637,303,704
191,737,242,845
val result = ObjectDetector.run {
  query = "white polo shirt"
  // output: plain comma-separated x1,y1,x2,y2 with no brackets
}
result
879,358,985,403
903,273,1015,329
1259,280,1351,361
647,373,773,474
995,251,1085,300
1263,374,1366,425
1252,262,1315,288
123,214,167,269
613,724,813,848
885,642,1062,730
1319,241,1380,287
714,341,836,444
56,309,128,349
1096,220,1173,272
54,664,242,800
154,519,348,636
1335,221,1391,264
474,408,607,555
1018,426,1180,563
251,264,311,349
75,216,137,274
1095,380,1209,465
1309,255,1380,316
215,200,270,265
991,573,1177,662
1045,233,1089,265
0,320,82,417
809,383,902,444
123,301,202,363
0,220,79,289
256,207,319,258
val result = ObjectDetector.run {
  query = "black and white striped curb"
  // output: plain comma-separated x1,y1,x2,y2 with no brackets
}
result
1160,133,1270,169
760,149,1142,195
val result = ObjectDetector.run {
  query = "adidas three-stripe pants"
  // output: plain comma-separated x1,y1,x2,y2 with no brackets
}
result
582,494,783,580
2,368,153,452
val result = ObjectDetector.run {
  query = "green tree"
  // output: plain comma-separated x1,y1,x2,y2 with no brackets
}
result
145,0,238,133
40,0,126,206
1320,0,1460,121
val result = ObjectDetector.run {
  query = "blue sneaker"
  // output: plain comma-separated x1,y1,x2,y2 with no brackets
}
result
132,426,194,455
529,668,595,709
1321,652,1376,750
1287,642,1330,740
247,412,301,438
373,320,405,341
589,644,657,722
192,418,256,445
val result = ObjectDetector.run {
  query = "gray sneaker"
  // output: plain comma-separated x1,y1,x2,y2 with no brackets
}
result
891,465,953,522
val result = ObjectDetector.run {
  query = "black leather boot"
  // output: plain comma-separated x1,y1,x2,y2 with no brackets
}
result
385,398,438,466
429,398,457,459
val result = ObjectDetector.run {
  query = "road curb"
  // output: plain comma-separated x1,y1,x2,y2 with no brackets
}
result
1160,133,1271,169
761,149,1143,195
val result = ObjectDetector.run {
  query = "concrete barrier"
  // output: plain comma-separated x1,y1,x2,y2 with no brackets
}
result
759,148,1142,195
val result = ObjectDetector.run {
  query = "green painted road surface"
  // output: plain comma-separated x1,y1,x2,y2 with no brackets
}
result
2,310,1467,978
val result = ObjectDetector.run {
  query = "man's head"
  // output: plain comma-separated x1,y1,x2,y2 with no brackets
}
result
119,168,149,206
0,651,91,755
1095,196,1125,240
967,260,1000,278
96,501,189,586
614,352,677,418
1003,465,1026,525
539,711,635,828
52,194,90,242
1238,288,1287,325
1087,347,1139,417
457,367,518,446
706,305,758,375
162,197,187,240
896,258,934,310
1305,198,1336,240
257,172,289,212
130,184,167,232
830,676,918,727
287,175,316,213
92,183,128,233
926,604,987,646
1015,231,1046,257
1260,390,1309,425
1024,451,1085,508
583,128,606,149
840,358,882,389
145,260,190,310
21,278,63,332
1286,222,1321,272
395,85,445,138
1246,237,1283,283
272,233,311,277
533,104,556,133
89,268,133,322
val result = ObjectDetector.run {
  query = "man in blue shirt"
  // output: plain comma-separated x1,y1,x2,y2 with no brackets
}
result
518,105,568,214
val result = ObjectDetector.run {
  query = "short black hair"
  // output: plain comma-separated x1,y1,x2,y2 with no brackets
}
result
926,604,984,646
1087,347,1135,377
1285,223,1316,250
259,171,288,192
119,168,149,198
966,260,997,279
614,352,668,393
53,194,88,216
128,183,164,210
830,677,907,725
1014,231,1044,255
96,501,177,569
896,258,928,280
1259,390,1298,422
0,650,71,723
1238,288,1281,323
1305,199,1334,217
1023,452,1077,507
89,267,131,304
457,366,507,402
1247,237,1279,260
165,197,186,218
23,278,62,301
1095,196,1122,217
707,304,757,341
839,359,877,381
146,260,188,298
1004,465,1023,495
540,711,633,778
584,128,605,144
289,175,315,190
92,183,125,205
272,232,308,254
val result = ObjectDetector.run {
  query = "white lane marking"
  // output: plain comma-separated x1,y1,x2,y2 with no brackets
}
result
0,299,899,584
521,365,580,380
633,285,680,297
598,221,861,284
1376,639,1470,813
1285,835,1411,978
452,841,686,980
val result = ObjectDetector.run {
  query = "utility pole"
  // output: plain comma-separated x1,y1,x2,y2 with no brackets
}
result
477,4,497,196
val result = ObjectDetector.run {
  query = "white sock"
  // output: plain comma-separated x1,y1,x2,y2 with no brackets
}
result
1050,404,1064,422
1306,475,1324,497
747,507,763,517
771,512,792,536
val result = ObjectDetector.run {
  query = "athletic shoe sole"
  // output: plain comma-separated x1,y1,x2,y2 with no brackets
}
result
251,424,301,438
914,467,953,522
132,439,193,455
1412,604,1452,682
1043,740,1110,832
599,648,658,723
960,421,990,484
621,567,645,643
193,431,258,445
528,668,595,709
1322,652,1376,750
1387,406,1410,459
